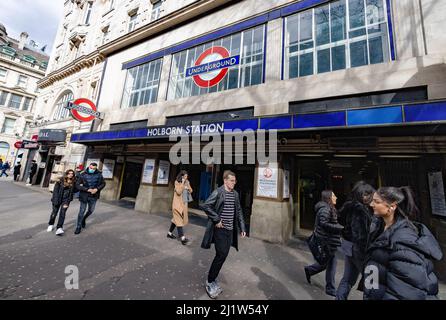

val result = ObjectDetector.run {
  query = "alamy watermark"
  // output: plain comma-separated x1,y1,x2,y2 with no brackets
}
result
168,121,278,165
65,265,79,290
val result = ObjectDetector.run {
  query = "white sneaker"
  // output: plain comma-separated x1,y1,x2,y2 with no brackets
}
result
55,228,64,236
47,225,54,232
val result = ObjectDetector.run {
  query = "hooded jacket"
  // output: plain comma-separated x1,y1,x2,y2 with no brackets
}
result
363,216,443,300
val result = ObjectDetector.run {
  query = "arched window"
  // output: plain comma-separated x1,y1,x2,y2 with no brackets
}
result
52,91,73,120
0,141,9,161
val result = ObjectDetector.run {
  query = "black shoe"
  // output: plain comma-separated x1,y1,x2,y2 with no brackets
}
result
304,267,311,284
325,289,336,297
181,238,189,245
167,233,176,239
81,219,86,229
74,227,81,235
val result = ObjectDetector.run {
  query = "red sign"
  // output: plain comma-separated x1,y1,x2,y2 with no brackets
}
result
14,141,23,149
186,46,240,88
66,98,99,122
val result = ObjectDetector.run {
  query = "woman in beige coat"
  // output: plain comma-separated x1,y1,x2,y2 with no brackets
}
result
167,170,193,245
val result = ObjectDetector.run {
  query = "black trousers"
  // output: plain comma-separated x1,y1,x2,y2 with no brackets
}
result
208,228,233,283
169,222,184,237
48,203,70,229
14,173,19,181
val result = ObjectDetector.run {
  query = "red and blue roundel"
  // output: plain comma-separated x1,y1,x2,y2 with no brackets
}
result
186,46,240,88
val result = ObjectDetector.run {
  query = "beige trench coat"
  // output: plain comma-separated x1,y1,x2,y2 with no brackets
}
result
171,180,193,227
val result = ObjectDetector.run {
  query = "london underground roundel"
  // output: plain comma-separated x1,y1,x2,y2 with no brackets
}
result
186,46,240,88
71,98,97,122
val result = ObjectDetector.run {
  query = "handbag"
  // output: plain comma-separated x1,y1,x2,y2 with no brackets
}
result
187,190,193,203
307,233,330,266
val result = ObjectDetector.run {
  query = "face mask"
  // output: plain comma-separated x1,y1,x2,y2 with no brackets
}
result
88,168,95,174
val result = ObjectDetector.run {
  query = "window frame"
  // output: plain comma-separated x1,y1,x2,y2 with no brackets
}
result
17,75,28,87
8,94,22,109
0,68,7,80
84,1,93,25
52,91,74,121
128,12,138,32
284,0,391,79
1,117,16,135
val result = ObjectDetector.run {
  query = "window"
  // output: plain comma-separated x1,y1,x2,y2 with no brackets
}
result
151,1,162,21
128,13,137,32
53,91,74,120
84,2,93,25
0,91,7,106
167,25,265,100
17,75,28,87
23,97,33,111
1,118,16,135
285,0,390,79
90,81,98,99
109,0,115,11
0,68,7,80
121,58,162,108
8,94,22,109
23,122,31,139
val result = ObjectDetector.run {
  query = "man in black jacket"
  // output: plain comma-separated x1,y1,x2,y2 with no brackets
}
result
27,160,37,185
200,170,246,299
74,163,106,235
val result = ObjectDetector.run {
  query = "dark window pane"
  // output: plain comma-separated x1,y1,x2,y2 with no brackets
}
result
331,0,346,41
332,45,346,70
369,36,384,64
299,11,313,43
287,15,299,46
350,40,368,67
349,28,366,38
227,68,239,89
251,63,262,85
289,55,299,78
317,49,331,73
315,5,330,46
349,0,365,29
299,53,313,77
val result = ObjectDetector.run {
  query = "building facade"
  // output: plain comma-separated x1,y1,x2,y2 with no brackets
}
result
45,1,446,276
34,0,195,189
0,23,49,177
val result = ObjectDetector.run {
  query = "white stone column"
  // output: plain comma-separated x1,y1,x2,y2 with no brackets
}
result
265,18,283,82
157,54,172,103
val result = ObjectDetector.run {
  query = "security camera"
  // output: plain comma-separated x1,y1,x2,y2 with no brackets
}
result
229,113,239,119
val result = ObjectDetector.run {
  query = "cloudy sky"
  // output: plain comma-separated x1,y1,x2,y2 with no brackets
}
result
0,0,64,55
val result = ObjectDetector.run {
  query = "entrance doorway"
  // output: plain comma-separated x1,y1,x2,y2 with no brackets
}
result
120,161,143,199
298,156,380,230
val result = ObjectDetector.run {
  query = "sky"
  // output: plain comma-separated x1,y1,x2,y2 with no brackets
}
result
0,0,65,55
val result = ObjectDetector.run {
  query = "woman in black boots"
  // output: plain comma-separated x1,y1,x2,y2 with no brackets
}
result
47,169,76,236
304,190,344,297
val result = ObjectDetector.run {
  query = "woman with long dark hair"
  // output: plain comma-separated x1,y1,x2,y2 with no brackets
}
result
364,186,443,300
167,170,193,245
336,181,375,300
47,169,77,236
304,190,344,297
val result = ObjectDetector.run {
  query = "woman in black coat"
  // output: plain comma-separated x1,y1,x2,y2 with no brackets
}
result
47,169,76,236
364,186,443,300
336,181,375,300
304,190,344,297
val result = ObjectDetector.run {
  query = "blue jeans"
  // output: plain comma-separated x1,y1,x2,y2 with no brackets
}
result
76,197,97,228
306,255,337,293
336,254,362,300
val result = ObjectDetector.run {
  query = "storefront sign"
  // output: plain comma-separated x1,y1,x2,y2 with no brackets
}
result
186,46,240,88
147,122,225,137
102,159,115,179
156,160,170,185
22,140,39,149
37,129,67,143
256,163,278,198
428,171,446,217
283,169,290,199
66,98,103,122
141,159,156,184
14,141,22,149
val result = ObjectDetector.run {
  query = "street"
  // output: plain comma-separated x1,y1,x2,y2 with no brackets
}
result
0,179,365,300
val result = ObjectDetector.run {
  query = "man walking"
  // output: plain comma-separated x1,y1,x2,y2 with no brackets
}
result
201,170,246,299
27,160,37,185
74,162,105,235
0,161,9,177
13,162,21,181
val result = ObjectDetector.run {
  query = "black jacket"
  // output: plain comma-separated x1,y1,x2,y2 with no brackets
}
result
75,170,106,202
363,216,443,300
14,164,21,174
200,186,246,251
340,200,373,260
51,179,76,205
30,163,37,175
313,201,344,254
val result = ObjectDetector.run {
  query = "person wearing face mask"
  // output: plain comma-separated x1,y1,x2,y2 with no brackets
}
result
364,186,443,300
74,162,106,235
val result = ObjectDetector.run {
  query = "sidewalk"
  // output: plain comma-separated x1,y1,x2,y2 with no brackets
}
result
1,180,444,300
